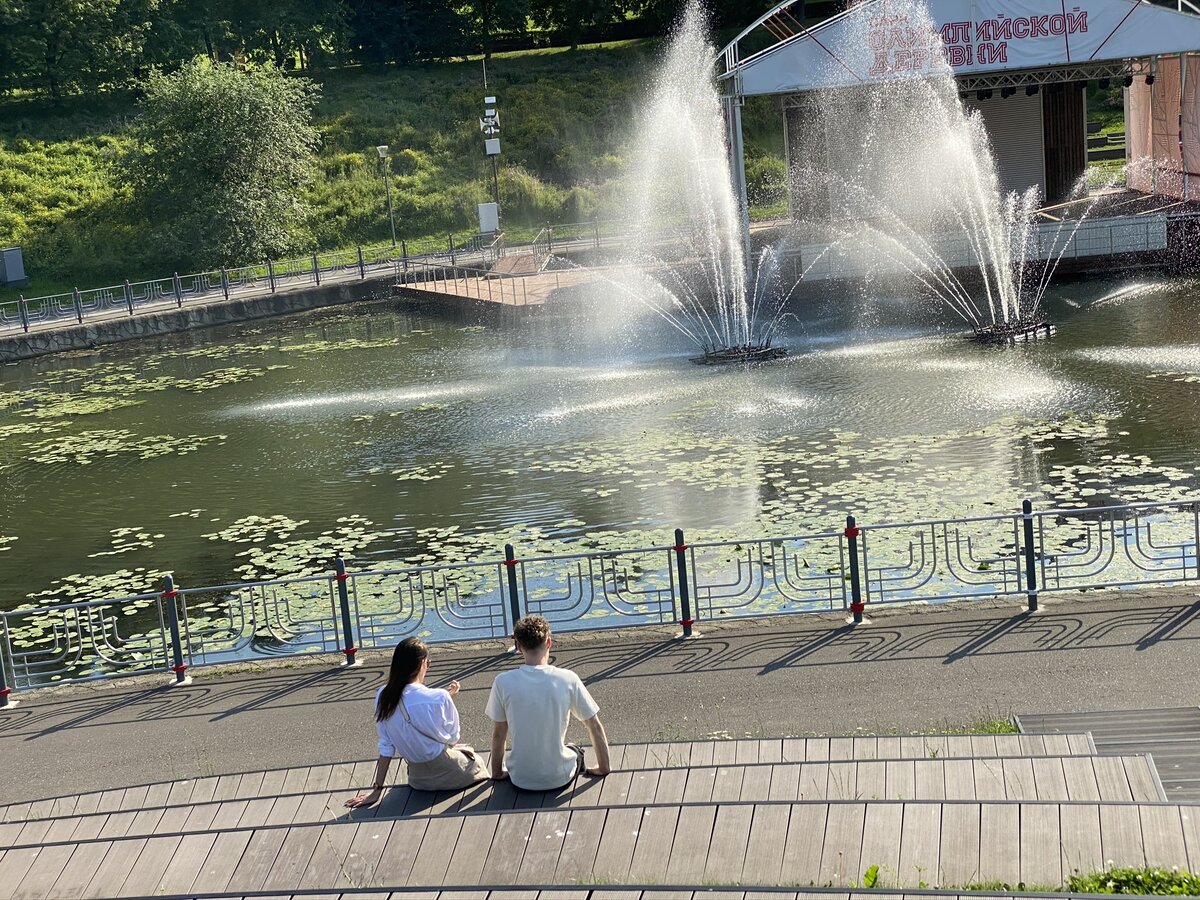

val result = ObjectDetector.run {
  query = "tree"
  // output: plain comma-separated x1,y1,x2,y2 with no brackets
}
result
464,0,529,58
529,0,628,50
345,0,468,65
123,59,320,269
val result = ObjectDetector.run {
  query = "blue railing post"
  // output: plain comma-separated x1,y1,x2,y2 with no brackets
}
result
72,288,84,324
312,254,321,285
267,260,276,293
220,267,230,301
123,280,134,316
504,544,522,632
334,557,358,666
846,515,865,624
357,246,366,279
162,575,189,684
674,528,694,637
172,273,183,307
1022,499,1039,611
17,295,29,333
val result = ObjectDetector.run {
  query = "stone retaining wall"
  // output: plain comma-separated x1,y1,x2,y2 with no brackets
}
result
0,274,394,363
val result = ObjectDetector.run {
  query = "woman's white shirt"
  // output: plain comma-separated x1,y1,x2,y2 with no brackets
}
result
375,683,461,764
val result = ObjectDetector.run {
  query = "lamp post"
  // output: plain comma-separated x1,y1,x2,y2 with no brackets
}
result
376,144,397,247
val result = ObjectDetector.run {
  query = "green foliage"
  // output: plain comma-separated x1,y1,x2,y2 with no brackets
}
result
122,59,320,269
861,865,881,889
1068,866,1200,895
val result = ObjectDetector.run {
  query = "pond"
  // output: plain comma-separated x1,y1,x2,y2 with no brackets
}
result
3,273,1200,618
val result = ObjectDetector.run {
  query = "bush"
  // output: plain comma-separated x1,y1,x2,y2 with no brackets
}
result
1068,866,1200,895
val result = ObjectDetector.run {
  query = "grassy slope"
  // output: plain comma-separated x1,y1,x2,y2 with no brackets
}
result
0,42,787,303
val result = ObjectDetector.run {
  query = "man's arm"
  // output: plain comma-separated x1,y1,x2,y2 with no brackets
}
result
583,714,611,776
490,721,509,780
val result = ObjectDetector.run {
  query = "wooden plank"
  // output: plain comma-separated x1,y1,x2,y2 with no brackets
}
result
211,774,243,801
1019,804,1062,888
11,843,76,900
478,812,536,885
1139,805,1188,868
969,736,1000,758
940,763,979,801
155,832,219,895
373,817,432,886
704,804,755,882
689,742,716,767
400,816,463,887
826,763,856,802
740,765,773,802
296,822,359,891
590,807,641,881
188,776,219,805
1001,758,1036,801
683,768,718,803
597,771,634,807
14,819,52,847
516,809,571,884
760,739,783,764
64,813,107,844
938,803,980,887
818,804,865,885
1060,803,1103,880
553,807,606,883
189,830,254,893
742,803,791,885
628,806,676,883
209,799,250,831
781,803,829,886
336,819,395,888
977,804,1019,884
969,759,1004,801
886,762,916,801
1061,757,1102,802
1125,757,1165,802
876,738,901,759
625,770,661,805
1093,757,1135,802
712,767,747,803
154,804,192,834
736,741,762,765
163,779,195,807
442,814,498,886
653,768,688,805
0,848,43,900
1018,735,1048,756
769,764,802,802
712,741,739,766
913,761,945,801
82,838,147,897
279,766,312,795
117,835,183,897
263,794,305,826
43,840,113,900
858,803,903,886
97,811,138,840
1030,758,1068,801
897,802,940,888
621,744,651,770
236,797,277,828
182,801,221,833
855,762,885,801
224,828,291,893
659,805,705,883
1099,804,1146,867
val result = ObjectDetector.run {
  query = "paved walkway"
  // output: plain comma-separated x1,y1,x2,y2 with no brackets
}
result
2,590,1199,805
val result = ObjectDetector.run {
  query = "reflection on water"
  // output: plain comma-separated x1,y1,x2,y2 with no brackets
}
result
3,274,1200,609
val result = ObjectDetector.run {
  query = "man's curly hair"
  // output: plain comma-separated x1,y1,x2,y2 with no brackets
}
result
513,614,551,650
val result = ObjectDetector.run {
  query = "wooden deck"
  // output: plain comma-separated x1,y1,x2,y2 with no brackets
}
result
0,734,1098,825
1,732,1194,899
395,269,597,309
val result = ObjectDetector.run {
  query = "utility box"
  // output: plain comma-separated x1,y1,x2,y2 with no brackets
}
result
477,202,500,234
0,247,27,287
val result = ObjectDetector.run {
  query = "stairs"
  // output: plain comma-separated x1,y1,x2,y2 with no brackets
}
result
0,730,1194,899
487,253,547,277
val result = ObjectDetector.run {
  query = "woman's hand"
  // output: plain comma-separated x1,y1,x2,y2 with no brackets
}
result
447,680,461,697
345,787,382,809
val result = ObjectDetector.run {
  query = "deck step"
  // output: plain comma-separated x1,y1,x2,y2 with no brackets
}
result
0,734,1099,824
0,753,1163,845
4,799,1197,897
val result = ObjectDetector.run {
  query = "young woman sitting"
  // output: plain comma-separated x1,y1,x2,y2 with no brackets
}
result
345,637,487,807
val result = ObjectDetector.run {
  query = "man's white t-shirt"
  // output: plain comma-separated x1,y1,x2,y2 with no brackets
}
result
485,663,600,790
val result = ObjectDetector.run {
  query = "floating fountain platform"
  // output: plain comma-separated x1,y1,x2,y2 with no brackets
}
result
967,320,1056,346
690,345,789,366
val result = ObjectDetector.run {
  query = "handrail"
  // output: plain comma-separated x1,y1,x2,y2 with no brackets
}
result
4,495,1200,702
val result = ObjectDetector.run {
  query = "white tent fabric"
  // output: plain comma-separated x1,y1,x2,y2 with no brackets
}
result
727,0,1200,96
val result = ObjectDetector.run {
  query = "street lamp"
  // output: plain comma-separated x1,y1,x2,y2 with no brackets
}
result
376,144,397,247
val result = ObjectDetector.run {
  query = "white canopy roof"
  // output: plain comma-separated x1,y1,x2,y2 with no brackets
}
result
722,0,1200,96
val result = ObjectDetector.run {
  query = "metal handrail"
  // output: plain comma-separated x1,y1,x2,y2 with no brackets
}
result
5,495,1200,703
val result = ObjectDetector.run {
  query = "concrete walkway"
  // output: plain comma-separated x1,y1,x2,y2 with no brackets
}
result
2,589,1198,805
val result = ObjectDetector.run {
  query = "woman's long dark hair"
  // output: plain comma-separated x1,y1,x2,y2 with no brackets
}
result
376,637,428,722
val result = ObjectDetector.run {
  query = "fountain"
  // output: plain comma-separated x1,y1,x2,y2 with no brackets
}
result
619,3,793,365
783,0,1103,342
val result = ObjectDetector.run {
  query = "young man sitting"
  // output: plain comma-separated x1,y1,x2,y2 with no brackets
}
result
485,614,611,790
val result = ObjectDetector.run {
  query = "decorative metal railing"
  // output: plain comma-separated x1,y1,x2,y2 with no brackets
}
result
0,233,504,336
3,497,1200,705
